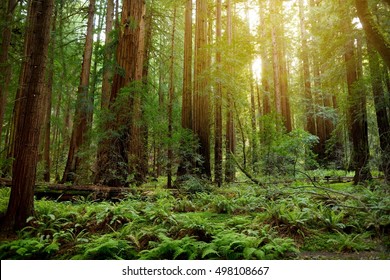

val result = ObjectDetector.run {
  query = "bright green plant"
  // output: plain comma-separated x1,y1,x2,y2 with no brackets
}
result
72,234,137,260
0,237,60,259
140,234,206,260
327,232,373,252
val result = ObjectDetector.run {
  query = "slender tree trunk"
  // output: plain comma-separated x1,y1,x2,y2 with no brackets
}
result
62,0,95,183
313,63,326,160
193,0,210,178
259,0,271,116
225,0,235,182
214,0,223,186
176,0,193,180
89,0,105,129
270,0,292,131
167,7,176,189
0,0,18,147
299,0,315,136
368,43,390,181
2,0,53,231
101,0,114,109
43,7,57,182
270,0,282,117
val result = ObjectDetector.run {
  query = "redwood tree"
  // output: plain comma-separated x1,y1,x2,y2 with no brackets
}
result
225,0,235,182
1,0,54,231
0,0,18,145
342,7,372,184
62,0,96,183
193,0,210,178
94,0,146,186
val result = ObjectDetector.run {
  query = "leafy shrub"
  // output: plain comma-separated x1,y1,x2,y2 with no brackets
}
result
176,175,212,194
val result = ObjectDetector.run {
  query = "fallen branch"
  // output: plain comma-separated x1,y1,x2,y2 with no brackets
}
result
231,153,265,187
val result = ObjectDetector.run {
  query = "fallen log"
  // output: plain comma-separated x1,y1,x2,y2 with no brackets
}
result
34,184,132,201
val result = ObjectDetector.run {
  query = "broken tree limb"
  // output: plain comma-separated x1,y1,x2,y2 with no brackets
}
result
231,153,265,187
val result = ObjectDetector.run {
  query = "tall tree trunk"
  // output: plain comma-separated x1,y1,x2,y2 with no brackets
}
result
193,0,210,178
101,0,114,109
2,0,53,231
299,0,315,137
343,11,372,184
167,7,176,189
259,0,271,116
313,63,326,160
0,0,18,147
89,0,105,128
214,0,223,186
270,0,282,117
279,20,292,132
62,0,95,183
94,0,146,186
368,44,390,181
225,0,235,182
127,0,147,185
43,7,57,182
270,0,291,131
177,0,193,179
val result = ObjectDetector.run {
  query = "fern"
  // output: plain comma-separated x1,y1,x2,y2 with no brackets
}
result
140,234,205,260
72,235,137,260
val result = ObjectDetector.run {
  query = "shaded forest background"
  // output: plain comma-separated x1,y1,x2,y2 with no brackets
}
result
0,0,390,232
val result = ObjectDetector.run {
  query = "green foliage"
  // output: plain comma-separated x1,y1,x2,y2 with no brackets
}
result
0,187,10,213
140,234,205,260
258,124,319,176
327,232,374,253
72,235,137,260
208,230,298,260
0,179,388,260
0,238,60,260
176,175,213,194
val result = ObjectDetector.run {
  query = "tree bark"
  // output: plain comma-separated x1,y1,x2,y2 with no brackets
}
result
214,0,223,186
43,7,57,182
367,44,390,181
2,0,54,231
259,0,271,116
343,12,372,184
94,0,146,186
225,0,235,182
193,0,210,178
0,0,18,147
299,0,316,137
355,0,390,69
177,0,193,179
167,7,176,189
62,0,95,183
101,0,115,109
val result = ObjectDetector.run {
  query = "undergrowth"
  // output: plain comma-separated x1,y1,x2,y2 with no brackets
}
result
0,179,389,259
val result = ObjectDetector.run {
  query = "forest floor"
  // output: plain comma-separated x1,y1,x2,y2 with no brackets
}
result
0,176,389,260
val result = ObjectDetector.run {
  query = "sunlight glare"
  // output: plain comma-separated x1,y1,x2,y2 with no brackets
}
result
252,57,262,82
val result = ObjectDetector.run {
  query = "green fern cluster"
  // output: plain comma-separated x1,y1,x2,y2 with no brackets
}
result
72,234,137,260
0,237,60,259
